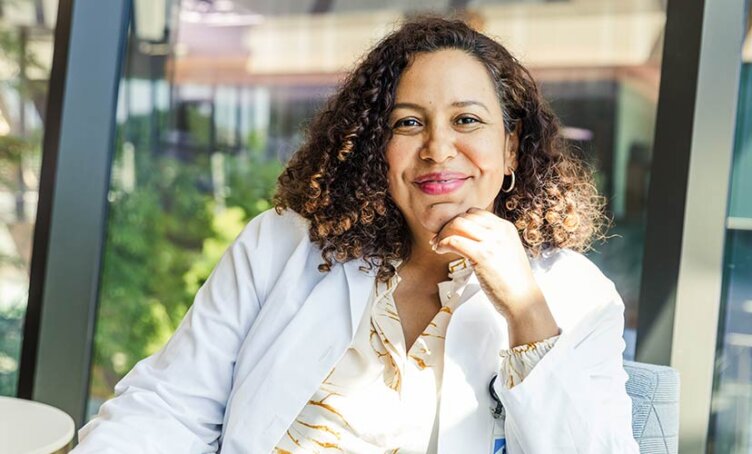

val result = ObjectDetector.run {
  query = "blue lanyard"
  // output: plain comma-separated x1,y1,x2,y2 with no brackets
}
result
489,374,507,453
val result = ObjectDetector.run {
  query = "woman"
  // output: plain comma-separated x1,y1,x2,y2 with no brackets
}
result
74,17,637,453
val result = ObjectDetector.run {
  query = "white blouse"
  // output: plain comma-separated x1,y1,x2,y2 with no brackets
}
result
273,258,558,453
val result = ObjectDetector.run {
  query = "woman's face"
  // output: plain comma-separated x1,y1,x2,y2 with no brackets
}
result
385,49,518,239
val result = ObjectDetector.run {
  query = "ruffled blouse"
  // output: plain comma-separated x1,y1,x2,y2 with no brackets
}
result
273,258,558,453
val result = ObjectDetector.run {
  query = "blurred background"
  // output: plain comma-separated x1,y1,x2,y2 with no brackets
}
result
0,0,750,452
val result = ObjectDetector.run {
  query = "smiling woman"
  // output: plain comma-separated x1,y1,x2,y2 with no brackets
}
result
74,16,638,454
386,50,512,235
275,18,607,285
382,49,561,350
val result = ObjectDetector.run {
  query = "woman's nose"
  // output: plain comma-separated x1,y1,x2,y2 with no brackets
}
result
419,127,456,163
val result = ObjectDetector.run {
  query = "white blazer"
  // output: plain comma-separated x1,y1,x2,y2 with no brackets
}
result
73,209,638,453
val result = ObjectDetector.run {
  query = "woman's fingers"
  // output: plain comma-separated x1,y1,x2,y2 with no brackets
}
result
432,214,488,245
431,207,510,247
433,234,484,264
462,207,507,229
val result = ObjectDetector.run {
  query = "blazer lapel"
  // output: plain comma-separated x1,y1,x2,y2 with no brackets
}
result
439,282,508,453
223,259,375,453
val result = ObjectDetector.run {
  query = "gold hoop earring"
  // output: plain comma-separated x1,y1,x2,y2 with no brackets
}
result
501,170,515,193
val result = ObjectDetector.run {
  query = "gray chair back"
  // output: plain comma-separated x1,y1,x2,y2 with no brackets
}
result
624,360,680,453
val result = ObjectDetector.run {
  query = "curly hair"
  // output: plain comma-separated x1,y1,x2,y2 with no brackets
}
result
274,16,607,282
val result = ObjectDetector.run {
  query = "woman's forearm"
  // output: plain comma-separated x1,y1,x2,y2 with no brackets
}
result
503,287,559,348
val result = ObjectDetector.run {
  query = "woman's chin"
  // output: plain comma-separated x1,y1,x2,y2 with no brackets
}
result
420,206,466,233
416,200,497,233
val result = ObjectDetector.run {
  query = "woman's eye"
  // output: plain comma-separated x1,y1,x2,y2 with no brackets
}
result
394,118,420,128
456,116,480,125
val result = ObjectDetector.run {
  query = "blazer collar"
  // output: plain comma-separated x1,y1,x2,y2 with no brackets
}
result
343,259,377,339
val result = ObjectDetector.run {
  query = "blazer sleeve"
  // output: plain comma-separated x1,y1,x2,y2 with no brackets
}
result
73,214,270,453
494,257,639,453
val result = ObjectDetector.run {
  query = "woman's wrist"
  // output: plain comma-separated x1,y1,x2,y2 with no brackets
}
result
501,287,559,348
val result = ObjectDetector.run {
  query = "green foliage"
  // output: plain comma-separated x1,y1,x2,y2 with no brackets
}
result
0,135,32,271
0,304,23,396
225,145,283,219
0,135,39,196
0,135,29,163
184,206,246,296
91,125,284,399
0,10,47,396
0,17,47,102
91,151,215,397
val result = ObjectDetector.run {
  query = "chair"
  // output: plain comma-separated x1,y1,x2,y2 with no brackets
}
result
624,360,680,453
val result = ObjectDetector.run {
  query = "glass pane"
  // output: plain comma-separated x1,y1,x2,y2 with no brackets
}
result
708,37,752,451
0,0,58,397
87,0,666,418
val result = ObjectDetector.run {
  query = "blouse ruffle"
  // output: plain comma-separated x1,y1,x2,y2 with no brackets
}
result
499,334,560,389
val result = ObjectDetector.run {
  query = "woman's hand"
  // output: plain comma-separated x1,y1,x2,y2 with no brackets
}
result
430,207,559,346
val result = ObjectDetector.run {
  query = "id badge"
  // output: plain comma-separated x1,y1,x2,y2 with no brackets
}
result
491,419,506,454
489,374,506,454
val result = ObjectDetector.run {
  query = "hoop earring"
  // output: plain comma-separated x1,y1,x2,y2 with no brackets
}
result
501,170,515,193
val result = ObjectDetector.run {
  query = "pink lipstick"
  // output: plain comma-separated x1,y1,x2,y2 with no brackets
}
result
414,171,470,195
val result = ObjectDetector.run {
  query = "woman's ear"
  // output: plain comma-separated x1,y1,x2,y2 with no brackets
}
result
505,121,522,173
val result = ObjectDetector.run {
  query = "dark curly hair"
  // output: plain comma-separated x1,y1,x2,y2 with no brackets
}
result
274,15,607,282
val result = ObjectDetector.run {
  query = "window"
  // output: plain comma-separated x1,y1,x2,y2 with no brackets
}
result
0,0,57,397
87,0,666,418
709,54,752,452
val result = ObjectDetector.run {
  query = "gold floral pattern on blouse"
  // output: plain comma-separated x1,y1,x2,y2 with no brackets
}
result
272,259,473,453
499,334,560,388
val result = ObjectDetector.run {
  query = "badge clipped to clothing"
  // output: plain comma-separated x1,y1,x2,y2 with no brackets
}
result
492,437,506,454
489,374,506,454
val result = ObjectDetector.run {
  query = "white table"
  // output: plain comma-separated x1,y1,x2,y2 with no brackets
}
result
0,396,75,454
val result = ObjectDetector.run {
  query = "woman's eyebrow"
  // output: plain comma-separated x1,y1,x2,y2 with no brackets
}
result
391,100,490,113
392,102,425,112
451,100,490,113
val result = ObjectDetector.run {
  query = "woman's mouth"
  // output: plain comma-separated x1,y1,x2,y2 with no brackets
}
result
414,172,470,195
